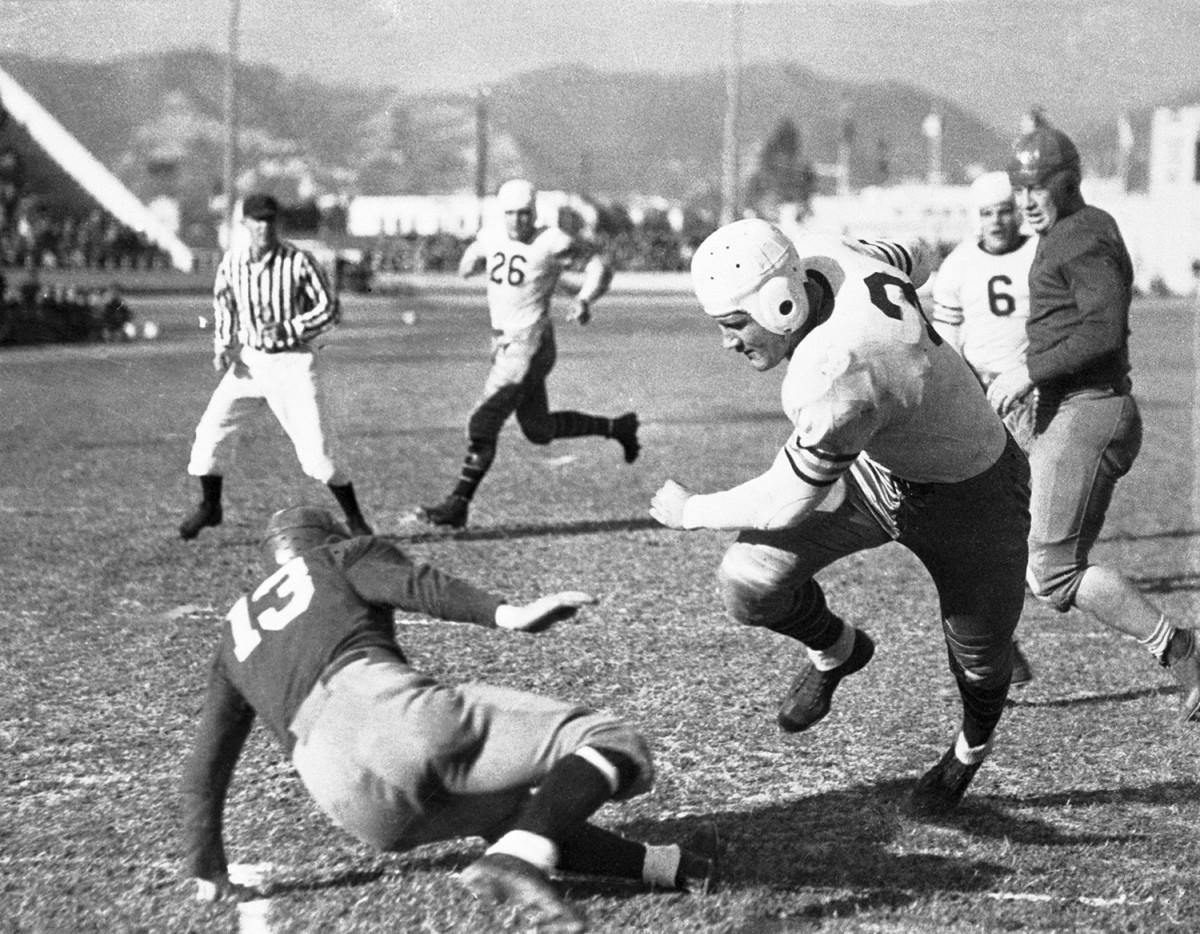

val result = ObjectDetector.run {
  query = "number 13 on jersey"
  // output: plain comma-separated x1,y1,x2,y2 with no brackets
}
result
229,559,316,661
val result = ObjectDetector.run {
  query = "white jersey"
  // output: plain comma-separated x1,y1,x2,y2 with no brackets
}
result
931,235,1036,378
782,235,1006,485
460,225,576,334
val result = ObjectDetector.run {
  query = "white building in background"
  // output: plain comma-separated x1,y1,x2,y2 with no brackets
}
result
345,106,1200,296
790,104,1200,296
347,189,598,239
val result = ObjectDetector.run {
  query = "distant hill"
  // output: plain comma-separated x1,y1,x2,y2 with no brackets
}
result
1,50,1163,243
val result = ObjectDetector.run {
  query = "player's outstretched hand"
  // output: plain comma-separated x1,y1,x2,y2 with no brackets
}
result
650,479,694,530
212,349,232,373
567,298,592,326
496,591,597,633
192,875,263,903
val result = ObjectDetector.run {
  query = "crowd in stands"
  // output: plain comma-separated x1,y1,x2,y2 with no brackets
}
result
0,199,172,272
0,269,134,345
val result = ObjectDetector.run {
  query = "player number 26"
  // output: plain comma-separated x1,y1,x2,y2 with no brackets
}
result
489,251,527,286
228,559,317,662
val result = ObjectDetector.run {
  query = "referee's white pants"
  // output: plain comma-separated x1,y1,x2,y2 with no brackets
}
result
186,345,347,484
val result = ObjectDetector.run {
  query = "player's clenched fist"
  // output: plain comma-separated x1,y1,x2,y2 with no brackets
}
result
650,479,694,529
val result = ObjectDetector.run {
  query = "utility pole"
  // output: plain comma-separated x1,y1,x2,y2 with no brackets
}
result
223,0,241,245
475,86,490,230
719,0,742,225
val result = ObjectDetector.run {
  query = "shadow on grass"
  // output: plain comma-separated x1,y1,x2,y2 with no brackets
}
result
1006,683,1176,710
391,515,662,545
1127,571,1200,595
266,867,386,896
595,776,1134,904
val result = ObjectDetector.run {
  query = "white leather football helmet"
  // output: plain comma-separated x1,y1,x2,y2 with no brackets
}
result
690,219,810,335
496,178,537,213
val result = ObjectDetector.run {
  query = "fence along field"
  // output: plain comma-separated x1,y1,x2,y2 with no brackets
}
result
1,289,1197,932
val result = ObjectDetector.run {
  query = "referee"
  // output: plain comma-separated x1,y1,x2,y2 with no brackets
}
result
179,194,372,540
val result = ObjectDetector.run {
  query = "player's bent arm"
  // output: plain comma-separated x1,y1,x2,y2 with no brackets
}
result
575,253,614,304
181,663,256,884
458,239,485,278
662,444,853,532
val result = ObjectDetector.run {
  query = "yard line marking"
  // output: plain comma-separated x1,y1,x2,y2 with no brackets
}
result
229,863,278,934
986,891,1153,907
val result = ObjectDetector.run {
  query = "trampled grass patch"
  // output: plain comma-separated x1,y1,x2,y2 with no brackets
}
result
2,289,1197,932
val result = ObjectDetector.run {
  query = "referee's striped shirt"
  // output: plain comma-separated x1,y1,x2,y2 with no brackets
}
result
213,241,339,351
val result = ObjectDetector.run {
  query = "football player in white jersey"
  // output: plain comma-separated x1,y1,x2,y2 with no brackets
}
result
932,171,1038,451
651,219,1031,816
933,171,1039,686
416,179,639,529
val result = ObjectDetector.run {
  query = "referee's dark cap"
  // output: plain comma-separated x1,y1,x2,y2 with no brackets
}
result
242,194,280,220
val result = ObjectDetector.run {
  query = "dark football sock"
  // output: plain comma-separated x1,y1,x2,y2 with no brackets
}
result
199,473,222,506
550,411,610,439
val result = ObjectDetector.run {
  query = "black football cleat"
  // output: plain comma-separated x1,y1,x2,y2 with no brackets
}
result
777,629,875,733
1010,640,1034,687
416,494,470,529
459,853,586,934
610,412,640,464
908,744,983,817
676,821,721,895
179,502,222,540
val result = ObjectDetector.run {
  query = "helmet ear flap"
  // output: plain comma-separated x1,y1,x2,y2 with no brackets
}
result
753,274,808,335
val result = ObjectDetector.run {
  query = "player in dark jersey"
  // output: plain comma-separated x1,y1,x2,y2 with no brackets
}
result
988,125,1200,722
182,506,717,932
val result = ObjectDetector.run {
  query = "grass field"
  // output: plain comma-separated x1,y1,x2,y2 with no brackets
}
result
2,285,1198,933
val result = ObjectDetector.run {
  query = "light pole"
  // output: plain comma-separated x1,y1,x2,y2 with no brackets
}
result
719,0,742,225
223,0,241,243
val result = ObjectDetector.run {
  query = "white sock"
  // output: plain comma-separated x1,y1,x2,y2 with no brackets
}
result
954,731,994,766
642,844,682,889
807,624,857,672
1136,613,1175,664
485,830,559,875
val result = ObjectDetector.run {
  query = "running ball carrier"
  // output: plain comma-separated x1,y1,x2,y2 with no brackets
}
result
416,179,638,529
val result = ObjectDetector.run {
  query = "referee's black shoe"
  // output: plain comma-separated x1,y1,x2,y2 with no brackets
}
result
777,629,874,733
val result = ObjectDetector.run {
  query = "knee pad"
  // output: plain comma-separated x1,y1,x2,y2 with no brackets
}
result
717,544,795,628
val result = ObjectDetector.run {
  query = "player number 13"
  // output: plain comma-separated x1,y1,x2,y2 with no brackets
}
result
228,559,316,661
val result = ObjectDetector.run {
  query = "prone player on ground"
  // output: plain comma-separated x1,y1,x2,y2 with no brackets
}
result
651,220,1030,815
415,179,639,530
182,507,717,932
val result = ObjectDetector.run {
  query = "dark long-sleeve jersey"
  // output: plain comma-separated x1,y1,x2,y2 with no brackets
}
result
1026,205,1134,401
212,240,339,351
180,538,504,880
